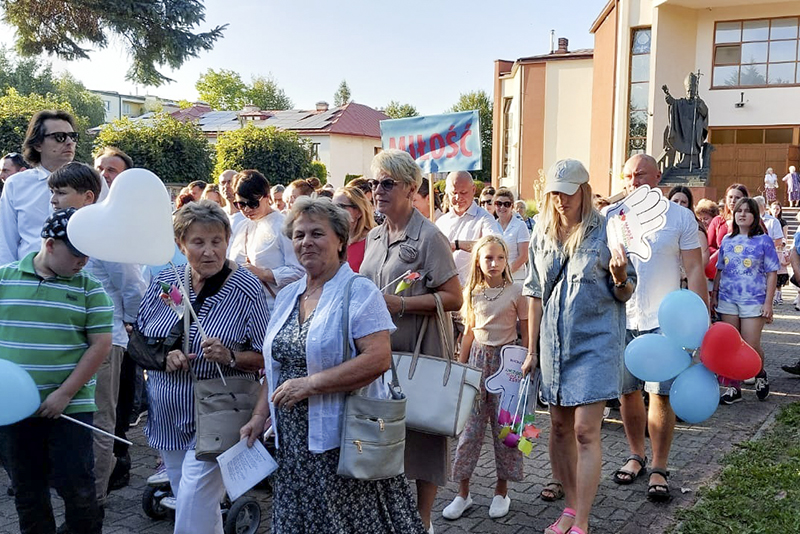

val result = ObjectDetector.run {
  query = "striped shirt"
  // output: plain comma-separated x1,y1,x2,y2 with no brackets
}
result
0,252,114,414
138,263,270,450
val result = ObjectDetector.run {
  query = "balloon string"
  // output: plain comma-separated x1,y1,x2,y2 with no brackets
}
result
169,262,227,385
60,414,133,446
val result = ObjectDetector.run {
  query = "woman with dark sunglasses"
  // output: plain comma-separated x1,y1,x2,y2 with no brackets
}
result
493,188,530,280
360,149,463,534
227,170,304,312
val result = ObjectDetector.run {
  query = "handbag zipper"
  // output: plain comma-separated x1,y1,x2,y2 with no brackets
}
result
351,436,405,454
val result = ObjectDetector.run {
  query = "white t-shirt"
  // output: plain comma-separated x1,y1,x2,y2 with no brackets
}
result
227,210,304,311
499,216,531,279
436,201,502,284
762,214,784,241
626,201,700,331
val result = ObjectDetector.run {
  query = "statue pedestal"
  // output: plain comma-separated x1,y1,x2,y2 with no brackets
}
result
660,166,710,187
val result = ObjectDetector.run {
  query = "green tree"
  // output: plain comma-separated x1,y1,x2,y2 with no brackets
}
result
384,100,418,119
1,0,226,87
308,161,327,184
448,90,493,182
214,124,313,186
0,48,106,161
333,80,351,107
247,75,292,110
94,114,214,184
196,68,248,111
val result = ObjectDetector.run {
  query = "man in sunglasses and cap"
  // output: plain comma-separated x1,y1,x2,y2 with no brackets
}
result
0,208,113,534
0,110,78,265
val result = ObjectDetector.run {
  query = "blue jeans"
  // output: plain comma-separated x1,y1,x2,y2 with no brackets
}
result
0,413,102,534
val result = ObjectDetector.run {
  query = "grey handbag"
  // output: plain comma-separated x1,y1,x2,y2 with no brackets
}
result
177,264,261,462
387,292,482,437
337,275,407,481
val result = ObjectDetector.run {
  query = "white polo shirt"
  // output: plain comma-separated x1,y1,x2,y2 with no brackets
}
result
436,201,501,284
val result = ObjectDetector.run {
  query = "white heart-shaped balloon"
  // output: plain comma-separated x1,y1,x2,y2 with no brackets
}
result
67,168,175,265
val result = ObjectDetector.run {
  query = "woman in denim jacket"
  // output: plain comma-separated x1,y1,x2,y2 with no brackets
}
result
522,159,636,534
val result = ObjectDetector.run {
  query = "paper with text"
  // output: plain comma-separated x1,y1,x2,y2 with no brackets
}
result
216,438,278,501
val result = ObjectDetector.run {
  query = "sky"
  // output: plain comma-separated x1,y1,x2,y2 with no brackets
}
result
0,0,607,115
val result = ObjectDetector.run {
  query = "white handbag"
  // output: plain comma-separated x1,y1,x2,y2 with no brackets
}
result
387,293,482,437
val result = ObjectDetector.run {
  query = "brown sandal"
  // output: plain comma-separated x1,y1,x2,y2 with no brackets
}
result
540,481,564,501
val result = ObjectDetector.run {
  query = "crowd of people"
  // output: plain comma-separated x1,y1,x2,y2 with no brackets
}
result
0,108,797,534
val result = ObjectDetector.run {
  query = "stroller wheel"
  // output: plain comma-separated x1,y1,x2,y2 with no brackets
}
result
142,485,171,520
224,498,261,534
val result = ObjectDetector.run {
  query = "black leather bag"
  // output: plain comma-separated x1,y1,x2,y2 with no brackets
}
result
127,320,183,371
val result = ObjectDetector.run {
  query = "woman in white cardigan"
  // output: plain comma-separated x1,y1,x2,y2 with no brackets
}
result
240,197,426,534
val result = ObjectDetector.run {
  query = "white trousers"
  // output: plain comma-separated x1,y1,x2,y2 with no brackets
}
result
160,449,225,534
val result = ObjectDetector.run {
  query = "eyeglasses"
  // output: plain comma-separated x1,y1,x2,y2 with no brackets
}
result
335,202,357,210
43,132,79,143
480,200,493,206
233,197,262,210
368,178,399,192
494,201,513,208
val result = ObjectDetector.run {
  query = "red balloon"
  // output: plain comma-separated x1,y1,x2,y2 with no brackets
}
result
700,322,762,380
705,251,718,279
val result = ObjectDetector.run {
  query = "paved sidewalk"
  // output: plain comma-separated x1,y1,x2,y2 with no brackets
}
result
2,295,799,534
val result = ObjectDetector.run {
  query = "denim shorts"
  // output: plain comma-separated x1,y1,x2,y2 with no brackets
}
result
621,327,675,396
716,300,763,319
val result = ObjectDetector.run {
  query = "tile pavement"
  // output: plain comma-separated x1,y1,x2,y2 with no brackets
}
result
1,293,799,534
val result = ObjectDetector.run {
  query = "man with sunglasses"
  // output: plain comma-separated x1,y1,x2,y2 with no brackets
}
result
0,110,78,266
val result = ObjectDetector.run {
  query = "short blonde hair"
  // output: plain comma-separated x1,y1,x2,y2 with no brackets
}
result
370,149,422,190
174,200,232,244
202,183,227,208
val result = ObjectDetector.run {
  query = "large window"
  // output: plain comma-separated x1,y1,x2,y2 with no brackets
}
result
710,127,794,144
628,28,651,158
713,17,799,88
501,98,513,178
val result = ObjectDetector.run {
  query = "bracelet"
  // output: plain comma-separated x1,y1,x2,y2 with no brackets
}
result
399,296,406,318
614,279,628,289
455,239,460,251
228,348,237,368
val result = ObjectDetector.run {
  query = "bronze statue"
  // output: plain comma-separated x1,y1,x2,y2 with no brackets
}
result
662,72,708,172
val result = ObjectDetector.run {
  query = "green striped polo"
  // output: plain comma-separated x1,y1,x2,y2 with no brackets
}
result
0,252,113,414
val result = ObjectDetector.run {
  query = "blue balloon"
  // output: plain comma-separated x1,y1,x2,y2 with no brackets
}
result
624,334,692,382
669,363,719,424
658,289,710,350
0,359,41,425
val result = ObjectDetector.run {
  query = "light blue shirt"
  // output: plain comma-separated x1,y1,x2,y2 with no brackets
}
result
86,258,147,347
263,263,396,453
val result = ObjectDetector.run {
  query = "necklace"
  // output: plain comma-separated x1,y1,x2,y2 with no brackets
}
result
303,284,323,301
482,280,507,301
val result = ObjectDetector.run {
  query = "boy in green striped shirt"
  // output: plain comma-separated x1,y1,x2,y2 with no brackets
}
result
0,208,113,534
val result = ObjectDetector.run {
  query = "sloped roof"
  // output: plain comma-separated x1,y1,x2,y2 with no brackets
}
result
171,104,212,122
186,102,388,138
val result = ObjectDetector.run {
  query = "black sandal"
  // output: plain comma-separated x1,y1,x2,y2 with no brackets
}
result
612,454,647,485
540,481,564,501
647,468,671,502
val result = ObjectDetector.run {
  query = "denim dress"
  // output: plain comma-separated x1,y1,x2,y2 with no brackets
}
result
523,218,636,406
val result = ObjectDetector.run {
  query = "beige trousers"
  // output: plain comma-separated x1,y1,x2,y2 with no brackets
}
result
92,344,123,503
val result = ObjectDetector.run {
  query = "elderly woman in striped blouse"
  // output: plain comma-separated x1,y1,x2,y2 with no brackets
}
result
136,200,270,534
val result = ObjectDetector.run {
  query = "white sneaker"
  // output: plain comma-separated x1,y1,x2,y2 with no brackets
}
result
161,496,177,510
427,523,434,534
442,494,472,520
488,494,511,518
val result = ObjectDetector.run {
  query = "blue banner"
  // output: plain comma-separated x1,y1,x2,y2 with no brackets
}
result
380,110,482,174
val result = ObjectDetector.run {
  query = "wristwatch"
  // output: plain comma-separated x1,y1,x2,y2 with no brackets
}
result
228,348,237,368
614,279,629,289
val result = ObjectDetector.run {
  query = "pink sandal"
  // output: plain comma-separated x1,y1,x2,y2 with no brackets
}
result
545,508,576,534
568,527,587,534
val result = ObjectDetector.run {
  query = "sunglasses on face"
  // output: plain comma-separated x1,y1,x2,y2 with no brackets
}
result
233,197,262,210
494,201,513,208
480,199,493,206
368,178,399,192
43,132,79,143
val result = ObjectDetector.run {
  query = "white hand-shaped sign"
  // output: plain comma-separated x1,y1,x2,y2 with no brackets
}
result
605,185,668,261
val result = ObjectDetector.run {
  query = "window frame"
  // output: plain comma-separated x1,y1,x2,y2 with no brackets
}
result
627,27,652,159
711,16,800,89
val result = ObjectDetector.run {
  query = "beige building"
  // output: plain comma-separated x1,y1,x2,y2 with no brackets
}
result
92,90,178,123
495,0,800,201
